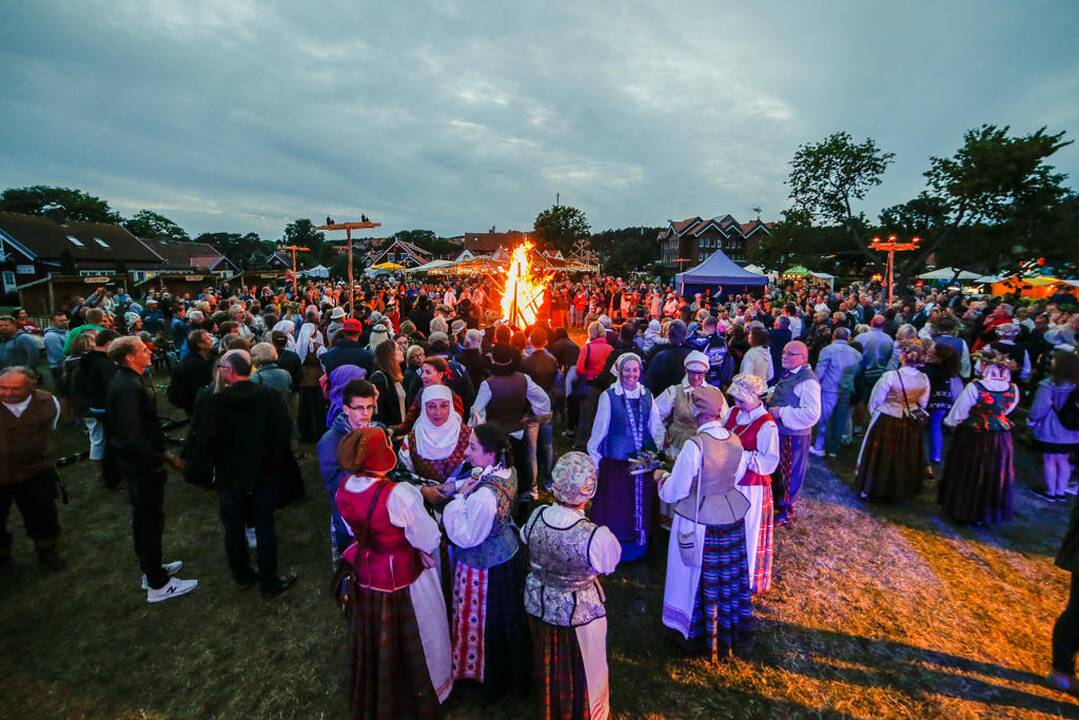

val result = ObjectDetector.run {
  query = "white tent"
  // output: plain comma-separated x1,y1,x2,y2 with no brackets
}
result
918,267,980,281
299,264,330,278
808,271,835,289
401,259,454,273
974,274,1005,284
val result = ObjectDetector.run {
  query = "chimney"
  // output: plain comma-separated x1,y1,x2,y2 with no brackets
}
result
42,202,67,224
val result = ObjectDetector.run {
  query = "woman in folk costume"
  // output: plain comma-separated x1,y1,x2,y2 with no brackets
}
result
296,321,328,441
440,423,531,699
335,427,452,719
657,385,754,662
586,352,665,562
854,339,931,501
939,350,1020,525
399,384,473,485
655,350,721,531
523,452,621,720
723,374,779,596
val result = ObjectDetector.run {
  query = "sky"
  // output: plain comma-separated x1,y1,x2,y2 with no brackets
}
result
1,1,1077,242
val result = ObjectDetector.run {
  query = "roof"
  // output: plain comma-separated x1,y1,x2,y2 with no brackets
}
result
662,215,773,240
0,212,166,267
138,238,238,272
462,230,529,254
366,238,432,267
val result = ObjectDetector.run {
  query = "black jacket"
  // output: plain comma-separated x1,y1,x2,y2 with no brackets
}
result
105,366,165,474
276,349,303,390
71,350,117,414
369,369,405,427
643,343,692,395
455,347,490,390
321,338,374,376
203,381,291,494
167,353,214,414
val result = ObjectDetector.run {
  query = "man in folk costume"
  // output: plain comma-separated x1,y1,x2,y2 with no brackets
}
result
723,374,780,595
657,385,753,661
523,451,621,720
335,427,452,719
766,341,821,525
655,350,725,531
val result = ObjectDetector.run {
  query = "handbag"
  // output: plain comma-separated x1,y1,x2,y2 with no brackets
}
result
897,371,929,424
677,440,703,568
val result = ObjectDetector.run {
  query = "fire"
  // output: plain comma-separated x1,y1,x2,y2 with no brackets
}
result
500,240,550,328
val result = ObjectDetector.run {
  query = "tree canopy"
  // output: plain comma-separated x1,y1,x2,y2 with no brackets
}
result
590,227,663,276
195,232,276,271
0,185,122,224
123,209,191,242
534,204,591,255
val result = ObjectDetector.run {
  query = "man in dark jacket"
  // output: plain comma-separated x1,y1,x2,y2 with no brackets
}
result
167,329,214,414
320,318,373,375
521,328,559,485
454,328,490,391
106,336,197,603
203,349,296,596
71,330,120,486
644,320,692,394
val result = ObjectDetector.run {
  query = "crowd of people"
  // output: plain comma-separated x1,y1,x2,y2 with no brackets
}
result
2,269,1079,715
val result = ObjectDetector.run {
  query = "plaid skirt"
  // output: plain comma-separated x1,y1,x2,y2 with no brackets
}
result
530,618,591,720
688,520,753,662
451,556,531,699
939,427,1014,524
347,583,442,720
590,457,657,562
854,414,926,501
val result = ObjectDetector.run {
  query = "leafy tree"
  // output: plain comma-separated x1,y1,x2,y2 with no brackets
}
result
534,205,591,255
590,227,663,275
0,185,122,224
787,132,895,261
388,229,460,258
123,210,190,242
282,218,330,268
195,232,276,271
895,124,1072,280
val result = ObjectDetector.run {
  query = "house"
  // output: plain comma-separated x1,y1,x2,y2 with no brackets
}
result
658,215,772,268
462,229,529,256
138,238,240,278
365,238,432,268
266,251,292,270
0,211,172,302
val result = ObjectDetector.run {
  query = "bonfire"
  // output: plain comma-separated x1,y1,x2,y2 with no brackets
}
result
500,240,551,329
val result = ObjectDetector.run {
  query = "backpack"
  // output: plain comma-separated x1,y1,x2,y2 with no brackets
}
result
1059,388,1079,431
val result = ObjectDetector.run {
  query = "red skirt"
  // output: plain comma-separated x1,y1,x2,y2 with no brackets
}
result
530,618,591,720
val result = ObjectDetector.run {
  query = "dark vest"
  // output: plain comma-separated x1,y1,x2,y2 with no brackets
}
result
485,373,529,433
770,366,818,437
0,390,57,486
454,469,520,570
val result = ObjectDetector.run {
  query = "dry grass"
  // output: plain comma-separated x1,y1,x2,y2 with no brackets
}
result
1,380,1078,719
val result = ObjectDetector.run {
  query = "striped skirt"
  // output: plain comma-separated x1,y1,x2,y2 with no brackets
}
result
688,520,753,662
347,583,442,720
451,557,531,699
530,618,592,720
742,484,774,595
590,457,657,563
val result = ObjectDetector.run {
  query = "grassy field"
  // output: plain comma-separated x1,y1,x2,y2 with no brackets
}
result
3,379,1079,719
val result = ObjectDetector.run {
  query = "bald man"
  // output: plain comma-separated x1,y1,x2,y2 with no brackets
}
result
766,341,821,525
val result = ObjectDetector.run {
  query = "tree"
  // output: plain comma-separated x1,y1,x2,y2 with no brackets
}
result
0,185,122,224
787,132,895,261
282,219,329,268
388,229,460,258
123,210,190,242
589,227,663,275
533,205,591,255
894,124,1072,280
196,232,276,271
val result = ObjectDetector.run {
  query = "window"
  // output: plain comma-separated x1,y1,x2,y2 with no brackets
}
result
2,271,15,293
94,237,110,248
66,235,85,247
131,271,145,283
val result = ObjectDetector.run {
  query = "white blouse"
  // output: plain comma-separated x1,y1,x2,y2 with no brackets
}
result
342,476,441,554
442,466,512,549
868,367,930,419
520,504,622,574
944,378,1019,427
587,383,666,467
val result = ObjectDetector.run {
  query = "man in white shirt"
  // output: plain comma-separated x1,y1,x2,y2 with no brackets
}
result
766,341,822,525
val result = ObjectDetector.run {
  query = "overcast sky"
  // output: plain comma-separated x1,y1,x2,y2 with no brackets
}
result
2,1,1077,241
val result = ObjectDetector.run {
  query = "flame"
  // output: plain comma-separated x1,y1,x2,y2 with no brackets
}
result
501,240,550,328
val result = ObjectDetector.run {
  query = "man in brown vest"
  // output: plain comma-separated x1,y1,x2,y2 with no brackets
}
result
0,366,65,573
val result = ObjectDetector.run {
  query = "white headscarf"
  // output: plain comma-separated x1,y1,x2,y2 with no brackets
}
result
413,385,463,460
272,320,297,352
296,322,324,363
640,319,662,353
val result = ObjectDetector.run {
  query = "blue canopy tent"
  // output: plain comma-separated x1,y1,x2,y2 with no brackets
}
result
675,249,769,298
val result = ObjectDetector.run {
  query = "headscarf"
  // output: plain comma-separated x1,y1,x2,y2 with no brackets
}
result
413,385,463,460
296,322,324,363
272,320,297,352
550,452,598,506
609,351,643,378
367,321,391,353
683,350,709,373
326,365,367,426
728,373,766,404
640,319,662,353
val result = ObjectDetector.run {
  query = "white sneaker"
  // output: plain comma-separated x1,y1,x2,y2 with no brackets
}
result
146,576,198,604
808,447,825,457
1066,483,1079,497
140,560,184,590
246,528,258,549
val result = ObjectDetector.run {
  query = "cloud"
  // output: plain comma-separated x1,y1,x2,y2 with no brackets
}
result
0,0,1076,241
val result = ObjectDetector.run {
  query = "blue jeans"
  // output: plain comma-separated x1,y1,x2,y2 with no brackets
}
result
814,392,851,455
813,391,838,453
928,408,947,463
537,421,554,488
